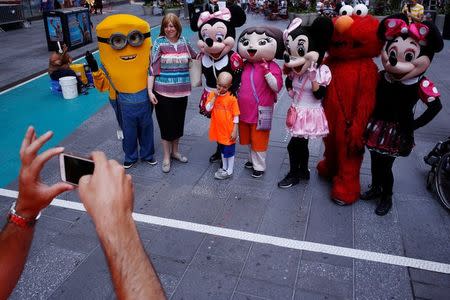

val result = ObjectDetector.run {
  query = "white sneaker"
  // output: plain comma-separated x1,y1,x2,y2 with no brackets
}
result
214,168,232,180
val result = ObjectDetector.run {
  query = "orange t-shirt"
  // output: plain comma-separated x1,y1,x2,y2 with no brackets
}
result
207,91,240,145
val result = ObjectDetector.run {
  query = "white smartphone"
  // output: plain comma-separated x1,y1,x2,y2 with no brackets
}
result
59,153,95,186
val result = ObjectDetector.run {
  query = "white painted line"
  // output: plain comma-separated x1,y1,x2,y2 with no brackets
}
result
1,187,449,274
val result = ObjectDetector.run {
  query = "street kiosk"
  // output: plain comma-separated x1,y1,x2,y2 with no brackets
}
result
43,7,92,52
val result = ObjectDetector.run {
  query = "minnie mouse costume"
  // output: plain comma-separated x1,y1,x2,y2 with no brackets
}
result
279,17,334,188
190,5,246,163
362,14,443,216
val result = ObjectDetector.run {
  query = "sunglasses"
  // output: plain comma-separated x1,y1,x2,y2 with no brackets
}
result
97,30,151,50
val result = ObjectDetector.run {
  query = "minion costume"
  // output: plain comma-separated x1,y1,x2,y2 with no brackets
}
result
85,14,155,167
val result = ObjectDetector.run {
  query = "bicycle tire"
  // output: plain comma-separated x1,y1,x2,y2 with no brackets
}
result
435,152,450,210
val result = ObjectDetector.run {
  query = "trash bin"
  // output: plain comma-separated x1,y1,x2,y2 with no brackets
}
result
43,7,92,52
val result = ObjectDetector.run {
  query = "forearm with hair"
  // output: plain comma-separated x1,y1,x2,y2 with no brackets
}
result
0,219,35,299
97,216,166,300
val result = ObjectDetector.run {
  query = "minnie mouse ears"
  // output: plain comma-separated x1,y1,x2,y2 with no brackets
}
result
378,14,443,53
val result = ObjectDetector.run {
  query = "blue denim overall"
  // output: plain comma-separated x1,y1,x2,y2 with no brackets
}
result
117,89,155,164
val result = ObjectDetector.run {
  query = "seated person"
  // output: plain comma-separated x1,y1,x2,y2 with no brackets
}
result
48,44,83,93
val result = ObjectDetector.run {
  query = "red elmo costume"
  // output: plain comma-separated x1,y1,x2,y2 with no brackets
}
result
317,13,382,204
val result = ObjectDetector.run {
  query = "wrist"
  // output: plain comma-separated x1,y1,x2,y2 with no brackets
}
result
96,213,134,240
14,198,41,219
8,201,41,228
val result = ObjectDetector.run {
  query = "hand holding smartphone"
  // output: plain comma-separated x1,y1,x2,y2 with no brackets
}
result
60,153,95,186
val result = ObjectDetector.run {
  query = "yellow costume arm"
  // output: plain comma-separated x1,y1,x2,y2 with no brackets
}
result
92,69,117,100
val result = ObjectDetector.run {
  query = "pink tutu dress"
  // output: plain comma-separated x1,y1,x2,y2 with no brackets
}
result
287,64,331,138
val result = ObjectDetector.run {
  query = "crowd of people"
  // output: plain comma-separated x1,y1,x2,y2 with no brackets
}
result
41,0,104,14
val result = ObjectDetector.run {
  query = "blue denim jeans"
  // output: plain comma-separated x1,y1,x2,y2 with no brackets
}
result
117,89,155,163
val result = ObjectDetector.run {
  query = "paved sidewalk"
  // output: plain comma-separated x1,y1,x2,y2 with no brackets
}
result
1,6,450,299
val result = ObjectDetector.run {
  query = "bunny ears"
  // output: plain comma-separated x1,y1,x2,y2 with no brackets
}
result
283,18,302,40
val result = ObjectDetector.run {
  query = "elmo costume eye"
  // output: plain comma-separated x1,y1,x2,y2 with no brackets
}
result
404,51,415,62
340,5,353,16
353,4,368,17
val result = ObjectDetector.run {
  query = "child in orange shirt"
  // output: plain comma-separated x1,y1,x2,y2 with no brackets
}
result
205,72,240,179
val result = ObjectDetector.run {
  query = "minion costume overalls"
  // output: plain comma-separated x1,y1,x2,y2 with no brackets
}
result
87,15,155,166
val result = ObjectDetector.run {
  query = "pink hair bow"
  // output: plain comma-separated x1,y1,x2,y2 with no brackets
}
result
384,18,429,46
283,18,302,41
197,8,231,27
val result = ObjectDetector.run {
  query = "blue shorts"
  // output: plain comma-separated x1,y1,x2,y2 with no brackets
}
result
218,143,235,158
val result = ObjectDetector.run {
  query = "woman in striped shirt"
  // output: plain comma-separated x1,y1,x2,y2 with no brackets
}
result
148,13,198,173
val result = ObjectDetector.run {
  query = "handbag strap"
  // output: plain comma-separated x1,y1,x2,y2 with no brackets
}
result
100,65,122,128
293,72,309,105
100,65,118,93
182,37,192,61
250,64,260,104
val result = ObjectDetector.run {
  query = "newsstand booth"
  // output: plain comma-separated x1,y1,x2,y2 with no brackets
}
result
43,7,92,51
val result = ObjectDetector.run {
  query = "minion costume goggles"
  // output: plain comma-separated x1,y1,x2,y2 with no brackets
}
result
97,30,151,50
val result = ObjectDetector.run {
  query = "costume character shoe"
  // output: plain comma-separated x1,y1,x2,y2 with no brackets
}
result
375,194,392,216
360,185,382,200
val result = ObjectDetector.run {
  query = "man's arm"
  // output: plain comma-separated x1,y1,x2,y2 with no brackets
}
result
0,127,73,299
78,152,166,300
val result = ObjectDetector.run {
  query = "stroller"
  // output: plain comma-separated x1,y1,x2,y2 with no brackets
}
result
424,136,450,210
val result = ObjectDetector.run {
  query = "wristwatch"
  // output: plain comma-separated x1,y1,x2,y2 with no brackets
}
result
7,202,41,229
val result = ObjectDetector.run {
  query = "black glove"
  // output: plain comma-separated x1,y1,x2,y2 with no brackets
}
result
85,51,98,72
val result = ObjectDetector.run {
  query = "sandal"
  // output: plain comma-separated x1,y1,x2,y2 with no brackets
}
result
162,160,171,173
171,152,188,163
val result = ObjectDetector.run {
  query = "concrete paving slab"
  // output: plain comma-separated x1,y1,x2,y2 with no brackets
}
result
353,199,405,255
413,281,450,300
294,258,353,299
10,245,86,299
198,235,253,264
232,292,271,300
50,215,100,255
48,246,114,299
147,227,205,264
171,254,242,300
236,277,293,300
240,244,300,288
354,261,412,299
396,193,450,262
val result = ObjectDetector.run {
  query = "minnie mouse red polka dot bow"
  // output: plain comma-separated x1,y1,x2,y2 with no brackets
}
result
197,8,231,27
384,19,429,46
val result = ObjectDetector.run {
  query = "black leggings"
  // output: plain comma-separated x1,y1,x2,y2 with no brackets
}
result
370,151,396,196
287,137,309,175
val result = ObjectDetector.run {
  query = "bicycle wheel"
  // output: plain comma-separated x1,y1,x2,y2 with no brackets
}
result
435,152,450,210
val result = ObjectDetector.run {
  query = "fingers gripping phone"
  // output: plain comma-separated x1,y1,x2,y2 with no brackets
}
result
59,153,95,185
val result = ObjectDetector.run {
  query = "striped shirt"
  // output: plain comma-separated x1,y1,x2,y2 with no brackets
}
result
402,3,424,23
149,36,197,98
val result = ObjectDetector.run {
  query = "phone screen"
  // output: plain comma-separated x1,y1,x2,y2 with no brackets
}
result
63,154,95,185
